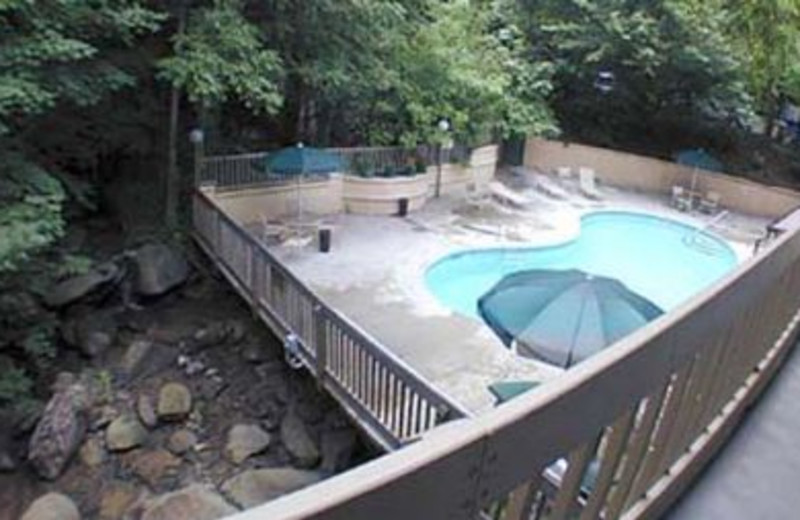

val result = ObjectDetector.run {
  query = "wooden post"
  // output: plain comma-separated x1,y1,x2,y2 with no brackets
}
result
314,305,327,387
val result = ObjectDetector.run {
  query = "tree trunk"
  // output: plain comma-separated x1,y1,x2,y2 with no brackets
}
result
165,5,186,228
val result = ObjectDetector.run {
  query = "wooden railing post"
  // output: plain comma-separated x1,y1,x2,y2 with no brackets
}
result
314,304,327,387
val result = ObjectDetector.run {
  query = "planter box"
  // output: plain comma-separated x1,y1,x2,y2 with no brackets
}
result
343,173,431,215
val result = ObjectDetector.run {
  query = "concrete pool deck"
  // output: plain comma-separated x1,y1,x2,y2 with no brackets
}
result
240,177,770,414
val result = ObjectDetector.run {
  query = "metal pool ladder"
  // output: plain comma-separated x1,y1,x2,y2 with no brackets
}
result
683,210,730,255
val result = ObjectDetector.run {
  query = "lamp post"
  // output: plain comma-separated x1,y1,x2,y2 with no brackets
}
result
189,128,205,188
434,117,451,198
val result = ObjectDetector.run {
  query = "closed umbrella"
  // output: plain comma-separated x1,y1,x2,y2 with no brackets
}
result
264,143,343,219
478,269,663,368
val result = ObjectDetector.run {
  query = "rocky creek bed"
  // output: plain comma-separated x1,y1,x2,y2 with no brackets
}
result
1,242,372,520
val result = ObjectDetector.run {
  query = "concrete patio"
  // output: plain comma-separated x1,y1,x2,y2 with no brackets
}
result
235,175,769,414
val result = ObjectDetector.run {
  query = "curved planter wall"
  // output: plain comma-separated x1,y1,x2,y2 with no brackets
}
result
343,174,431,215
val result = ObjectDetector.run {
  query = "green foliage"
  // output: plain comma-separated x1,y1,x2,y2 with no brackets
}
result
0,154,65,272
519,0,752,147
158,1,283,114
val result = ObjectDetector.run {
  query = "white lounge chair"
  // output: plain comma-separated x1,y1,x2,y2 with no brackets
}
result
489,181,532,208
670,186,693,212
534,174,570,199
699,191,721,214
578,167,603,200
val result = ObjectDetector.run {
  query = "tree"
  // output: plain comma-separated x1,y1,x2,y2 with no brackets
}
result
158,0,284,225
519,0,751,150
726,0,800,135
0,0,163,413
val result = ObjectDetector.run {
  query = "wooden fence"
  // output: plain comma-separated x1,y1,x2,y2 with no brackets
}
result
193,190,468,450
221,198,800,518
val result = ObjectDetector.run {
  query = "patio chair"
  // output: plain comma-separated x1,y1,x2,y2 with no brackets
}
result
578,167,603,200
671,186,693,212
557,166,573,184
699,191,721,214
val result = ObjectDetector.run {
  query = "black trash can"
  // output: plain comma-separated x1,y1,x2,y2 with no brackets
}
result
318,227,331,253
398,197,409,217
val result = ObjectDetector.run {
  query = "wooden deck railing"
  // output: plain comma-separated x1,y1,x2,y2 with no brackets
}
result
223,205,800,519
192,190,469,450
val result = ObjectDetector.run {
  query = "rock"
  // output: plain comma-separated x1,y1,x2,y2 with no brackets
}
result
99,483,138,520
197,376,227,401
0,450,16,472
296,397,326,425
28,382,89,480
225,320,247,344
79,437,106,467
190,322,229,351
141,485,236,520
321,429,357,473
280,411,320,468
157,383,192,420
126,449,182,488
20,492,81,520
91,405,118,431
167,429,198,455
132,243,189,297
43,261,120,307
137,394,158,428
62,311,117,357
240,343,267,363
221,468,323,508
120,340,176,382
121,338,152,372
106,414,147,451
225,424,271,464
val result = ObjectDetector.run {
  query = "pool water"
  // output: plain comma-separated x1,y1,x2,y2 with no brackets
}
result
426,211,738,319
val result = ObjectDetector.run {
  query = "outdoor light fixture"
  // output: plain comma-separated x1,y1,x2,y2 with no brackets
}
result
189,128,205,144
594,70,615,93
434,117,451,198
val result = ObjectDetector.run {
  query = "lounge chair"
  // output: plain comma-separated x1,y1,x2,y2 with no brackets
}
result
671,186,693,212
534,173,570,199
699,191,721,214
578,167,603,200
489,181,532,208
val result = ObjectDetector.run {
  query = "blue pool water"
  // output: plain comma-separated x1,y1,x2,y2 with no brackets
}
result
426,211,738,319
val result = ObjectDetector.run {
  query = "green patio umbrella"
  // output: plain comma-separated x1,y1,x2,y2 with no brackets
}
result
478,269,663,368
675,148,723,193
264,143,343,219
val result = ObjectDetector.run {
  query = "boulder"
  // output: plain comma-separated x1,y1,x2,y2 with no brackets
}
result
125,449,182,488
225,424,271,464
137,393,158,428
141,485,236,520
132,243,189,297
106,415,147,451
20,492,80,520
79,437,106,467
99,483,139,520
280,411,320,468
62,311,117,357
44,261,120,308
157,382,192,420
28,382,89,480
221,468,323,508
167,429,198,455
321,429,357,473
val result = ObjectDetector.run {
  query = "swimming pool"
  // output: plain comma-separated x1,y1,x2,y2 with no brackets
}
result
426,211,738,320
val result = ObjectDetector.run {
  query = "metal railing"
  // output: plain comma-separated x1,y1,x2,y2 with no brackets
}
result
197,145,473,189
223,200,800,519
192,191,469,450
